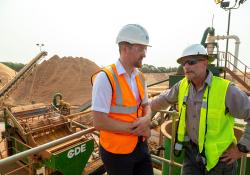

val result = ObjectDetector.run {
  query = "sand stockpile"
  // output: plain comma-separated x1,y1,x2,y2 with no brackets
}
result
5,55,175,106
0,63,16,89
9,55,100,106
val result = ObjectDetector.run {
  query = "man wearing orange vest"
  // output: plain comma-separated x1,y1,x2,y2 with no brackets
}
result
91,24,153,175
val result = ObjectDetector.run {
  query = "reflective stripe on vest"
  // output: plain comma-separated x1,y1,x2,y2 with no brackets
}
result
110,105,137,114
137,72,147,105
177,76,236,171
105,65,147,114
177,80,189,142
106,65,123,105
198,86,208,153
95,64,147,154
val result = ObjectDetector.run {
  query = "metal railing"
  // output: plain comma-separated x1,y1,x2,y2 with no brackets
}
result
217,51,250,84
150,109,182,175
0,127,95,168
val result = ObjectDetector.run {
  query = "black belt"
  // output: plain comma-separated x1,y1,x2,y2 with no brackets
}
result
189,140,207,167
138,136,144,142
190,140,198,148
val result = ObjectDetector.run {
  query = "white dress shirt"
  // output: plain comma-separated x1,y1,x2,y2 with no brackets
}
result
91,60,148,113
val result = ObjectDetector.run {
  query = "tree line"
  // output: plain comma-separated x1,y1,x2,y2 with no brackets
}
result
1,62,178,74
140,64,178,73
1,62,25,72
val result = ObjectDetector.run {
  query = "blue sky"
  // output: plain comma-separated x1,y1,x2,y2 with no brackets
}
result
0,0,249,68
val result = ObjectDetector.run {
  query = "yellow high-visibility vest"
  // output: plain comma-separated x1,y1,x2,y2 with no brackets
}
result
177,76,236,171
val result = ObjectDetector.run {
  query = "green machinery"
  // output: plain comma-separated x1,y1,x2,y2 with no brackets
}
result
42,141,93,175
0,52,104,175
1,103,101,175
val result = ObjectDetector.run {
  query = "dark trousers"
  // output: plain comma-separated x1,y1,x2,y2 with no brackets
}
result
181,141,237,175
99,140,153,175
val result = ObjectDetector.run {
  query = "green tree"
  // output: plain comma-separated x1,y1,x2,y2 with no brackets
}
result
157,67,167,73
1,62,25,72
140,64,178,73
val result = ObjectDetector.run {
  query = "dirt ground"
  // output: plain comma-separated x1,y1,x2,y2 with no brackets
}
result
144,73,170,85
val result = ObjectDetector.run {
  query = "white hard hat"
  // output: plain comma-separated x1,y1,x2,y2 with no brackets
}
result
116,24,151,46
177,44,212,63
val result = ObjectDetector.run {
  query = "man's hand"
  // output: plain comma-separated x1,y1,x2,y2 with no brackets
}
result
220,143,246,164
140,127,151,139
131,116,151,137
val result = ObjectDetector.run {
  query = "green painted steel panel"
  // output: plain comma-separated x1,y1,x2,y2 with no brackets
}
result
207,64,223,77
162,137,183,175
11,137,30,164
169,75,184,88
237,156,250,175
43,139,94,175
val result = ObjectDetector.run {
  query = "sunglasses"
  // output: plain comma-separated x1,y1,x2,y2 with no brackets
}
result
181,59,205,66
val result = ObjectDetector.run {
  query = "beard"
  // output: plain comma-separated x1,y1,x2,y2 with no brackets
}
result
134,58,143,68
184,71,195,80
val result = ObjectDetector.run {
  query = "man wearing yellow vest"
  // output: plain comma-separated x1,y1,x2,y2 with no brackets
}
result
150,44,250,175
91,24,153,175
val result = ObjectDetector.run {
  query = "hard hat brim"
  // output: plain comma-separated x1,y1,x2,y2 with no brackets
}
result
130,42,151,47
117,40,151,47
177,54,214,64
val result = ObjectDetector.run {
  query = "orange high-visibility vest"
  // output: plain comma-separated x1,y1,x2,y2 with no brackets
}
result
92,64,147,154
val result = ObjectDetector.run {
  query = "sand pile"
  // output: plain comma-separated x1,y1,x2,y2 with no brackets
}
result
5,55,176,106
0,63,16,89
9,55,100,106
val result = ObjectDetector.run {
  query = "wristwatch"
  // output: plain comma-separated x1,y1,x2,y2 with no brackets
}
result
237,143,249,153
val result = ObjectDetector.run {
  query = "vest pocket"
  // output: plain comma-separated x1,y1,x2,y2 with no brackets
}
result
206,109,220,133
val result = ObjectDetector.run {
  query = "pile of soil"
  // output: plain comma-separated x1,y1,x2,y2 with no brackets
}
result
0,63,16,89
9,55,100,106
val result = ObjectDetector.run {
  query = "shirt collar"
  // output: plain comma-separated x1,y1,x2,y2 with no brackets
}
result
205,70,213,87
116,59,138,76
